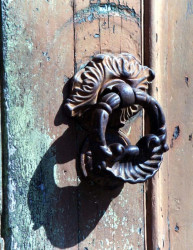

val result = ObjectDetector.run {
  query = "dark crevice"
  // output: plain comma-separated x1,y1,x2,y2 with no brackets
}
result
143,1,154,249
1,0,10,246
73,0,77,74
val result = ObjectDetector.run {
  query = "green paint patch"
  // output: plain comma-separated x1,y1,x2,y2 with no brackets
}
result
3,87,55,249
2,4,56,248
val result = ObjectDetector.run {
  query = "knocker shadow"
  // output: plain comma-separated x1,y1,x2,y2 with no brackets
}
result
28,82,123,249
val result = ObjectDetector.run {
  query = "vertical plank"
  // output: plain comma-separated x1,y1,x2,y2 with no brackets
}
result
101,1,144,249
74,1,144,249
1,0,78,249
143,1,170,249
145,0,193,249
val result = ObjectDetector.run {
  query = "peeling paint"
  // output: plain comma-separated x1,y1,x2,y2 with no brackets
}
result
73,3,140,25
1,2,55,249
175,224,179,232
170,126,180,148
185,76,189,87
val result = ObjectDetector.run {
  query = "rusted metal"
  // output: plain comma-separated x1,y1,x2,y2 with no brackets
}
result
65,53,168,187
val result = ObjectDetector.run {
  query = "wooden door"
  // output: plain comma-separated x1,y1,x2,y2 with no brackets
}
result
1,1,193,250
144,1,193,249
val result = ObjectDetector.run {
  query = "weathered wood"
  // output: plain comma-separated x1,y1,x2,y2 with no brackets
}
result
2,1,77,249
145,1,193,249
74,1,145,249
2,0,145,249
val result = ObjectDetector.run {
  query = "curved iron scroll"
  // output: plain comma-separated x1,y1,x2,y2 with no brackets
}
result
64,53,168,188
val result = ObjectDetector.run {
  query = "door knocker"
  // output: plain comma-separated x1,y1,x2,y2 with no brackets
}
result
64,53,168,188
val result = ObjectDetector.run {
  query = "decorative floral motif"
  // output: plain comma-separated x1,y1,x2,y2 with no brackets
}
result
65,53,154,121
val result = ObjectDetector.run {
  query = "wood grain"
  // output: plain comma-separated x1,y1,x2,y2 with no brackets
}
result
2,1,78,249
74,1,144,249
2,0,145,249
145,1,193,249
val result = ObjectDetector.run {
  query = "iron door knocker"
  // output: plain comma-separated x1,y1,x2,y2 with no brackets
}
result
64,53,169,188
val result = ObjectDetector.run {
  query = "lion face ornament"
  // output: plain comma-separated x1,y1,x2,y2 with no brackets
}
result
64,53,168,188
